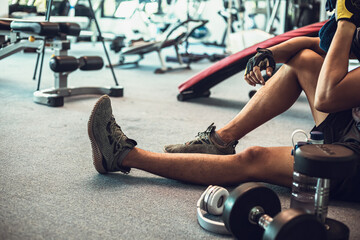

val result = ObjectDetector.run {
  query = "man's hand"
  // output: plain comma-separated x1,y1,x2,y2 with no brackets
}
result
244,48,276,86
335,0,360,26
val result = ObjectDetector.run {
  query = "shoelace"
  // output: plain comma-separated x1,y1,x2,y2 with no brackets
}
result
187,123,215,145
107,116,126,154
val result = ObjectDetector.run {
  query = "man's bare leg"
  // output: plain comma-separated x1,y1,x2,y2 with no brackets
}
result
122,146,294,187
217,49,329,144
89,95,294,187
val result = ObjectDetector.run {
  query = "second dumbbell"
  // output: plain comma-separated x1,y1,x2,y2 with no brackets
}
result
222,182,327,240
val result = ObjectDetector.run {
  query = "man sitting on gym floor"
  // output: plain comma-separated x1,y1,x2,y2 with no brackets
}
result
88,0,360,202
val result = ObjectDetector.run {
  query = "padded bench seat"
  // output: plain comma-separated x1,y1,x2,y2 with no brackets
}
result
10,21,59,37
57,22,81,37
0,20,11,31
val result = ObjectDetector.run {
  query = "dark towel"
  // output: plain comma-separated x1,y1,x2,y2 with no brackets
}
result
352,28,360,61
325,0,336,11
319,14,337,53
319,13,360,62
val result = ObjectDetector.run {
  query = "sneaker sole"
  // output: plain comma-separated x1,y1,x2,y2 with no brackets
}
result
87,95,108,174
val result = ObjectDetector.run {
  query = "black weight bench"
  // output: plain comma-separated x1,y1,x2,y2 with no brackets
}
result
0,19,57,60
110,19,208,74
0,19,123,107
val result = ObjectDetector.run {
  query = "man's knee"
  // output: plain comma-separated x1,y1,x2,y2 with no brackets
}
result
233,146,271,180
236,146,270,165
289,49,323,70
286,49,324,94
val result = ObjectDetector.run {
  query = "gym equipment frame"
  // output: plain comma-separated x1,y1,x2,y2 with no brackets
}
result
110,19,208,74
0,19,123,107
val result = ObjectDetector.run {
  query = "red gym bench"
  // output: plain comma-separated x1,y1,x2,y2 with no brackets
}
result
177,21,327,101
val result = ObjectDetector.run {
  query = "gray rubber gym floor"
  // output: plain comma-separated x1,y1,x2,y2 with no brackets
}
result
1,41,359,240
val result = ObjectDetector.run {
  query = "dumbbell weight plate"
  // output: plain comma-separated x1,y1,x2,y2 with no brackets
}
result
325,218,349,240
264,208,327,240
222,182,281,240
294,144,356,179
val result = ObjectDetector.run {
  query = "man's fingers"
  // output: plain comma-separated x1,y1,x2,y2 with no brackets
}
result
249,71,260,85
253,66,265,85
266,66,274,77
244,67,265,86
244,74,256,86
248,72,257,86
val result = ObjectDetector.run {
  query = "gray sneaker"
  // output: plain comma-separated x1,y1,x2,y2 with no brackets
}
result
88,95,137,174
164,123,238,155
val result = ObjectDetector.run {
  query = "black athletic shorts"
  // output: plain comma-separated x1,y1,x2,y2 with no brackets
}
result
311,109,360,202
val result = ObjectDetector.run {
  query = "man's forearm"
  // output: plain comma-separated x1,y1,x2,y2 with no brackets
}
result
268,36,325,63
315,20,358,113
317,21,356,95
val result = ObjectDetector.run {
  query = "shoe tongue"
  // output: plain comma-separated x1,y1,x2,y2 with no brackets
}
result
211,131,227,147
110,119,123,137
126,138,137,147
113,126,123,135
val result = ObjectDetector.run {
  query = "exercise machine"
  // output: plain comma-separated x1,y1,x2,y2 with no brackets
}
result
109,18,208,74
0,19,123,107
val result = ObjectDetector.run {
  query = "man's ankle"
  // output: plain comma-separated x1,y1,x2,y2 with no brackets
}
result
211,131,232,146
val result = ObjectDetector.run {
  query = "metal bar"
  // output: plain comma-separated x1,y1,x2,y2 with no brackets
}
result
87,0,119,86
33,52,40,80
36,42,46,91
265,0,280,33
36,0,53,90
45,0,53,21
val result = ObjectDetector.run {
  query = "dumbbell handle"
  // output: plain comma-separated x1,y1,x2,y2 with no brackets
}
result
250,179,329,228
314,178,330,224
249,206,273,230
